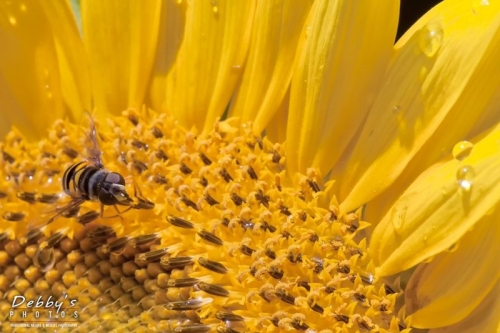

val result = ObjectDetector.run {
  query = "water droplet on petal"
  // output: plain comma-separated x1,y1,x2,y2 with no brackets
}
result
20,3,27,11
392,105,401,114
418,21,444,57
390,202,407,234
452,141,474,161
305,25,312,37
456,165,475,192
176,0,182,4
362,273,374,284
472,0,490,14
9,15,17,26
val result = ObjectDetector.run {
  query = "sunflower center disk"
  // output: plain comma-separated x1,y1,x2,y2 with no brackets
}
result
0,110,402,332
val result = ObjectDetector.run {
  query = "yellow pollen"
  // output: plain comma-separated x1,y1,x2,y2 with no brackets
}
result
0,109,406,332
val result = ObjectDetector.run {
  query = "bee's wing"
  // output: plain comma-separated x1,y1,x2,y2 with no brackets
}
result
40,197,86,228
79,110,104,168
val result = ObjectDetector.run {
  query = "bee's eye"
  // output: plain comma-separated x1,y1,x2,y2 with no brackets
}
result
105,172,126,185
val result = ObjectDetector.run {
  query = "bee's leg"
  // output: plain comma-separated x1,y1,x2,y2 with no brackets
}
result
114,204,133,217
99,204,133,220
99,203,122,220
124,175,134,185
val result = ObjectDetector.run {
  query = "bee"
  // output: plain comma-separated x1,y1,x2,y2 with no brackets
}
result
43,111,135,226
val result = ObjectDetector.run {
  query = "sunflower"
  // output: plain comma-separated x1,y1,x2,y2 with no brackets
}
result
1,0,499,332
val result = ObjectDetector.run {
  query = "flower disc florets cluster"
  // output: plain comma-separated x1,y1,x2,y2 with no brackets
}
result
0,109,404,332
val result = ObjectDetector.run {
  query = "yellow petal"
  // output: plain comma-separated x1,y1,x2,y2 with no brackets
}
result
229,0,312,134
286,0,399,177
371,123,500,276
165,0,254,133
41,0,91,119
81,0,162,114
429,278,500,333
148,1,185,113
265,88,289,144
0,0,65,139
339,0,500,213
405,212,500,328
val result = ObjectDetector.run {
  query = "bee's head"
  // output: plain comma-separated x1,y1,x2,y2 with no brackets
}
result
99,172,133,205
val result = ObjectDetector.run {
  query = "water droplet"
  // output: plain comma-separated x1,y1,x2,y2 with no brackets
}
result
211,0,218,13
9,15,17,26
20,3,27,11
362,273,374,284
472,0,490,14
392,105,401,114
418,21,444,57
391,202,407,234
452,141,474,161
456,165,475,192
176,0,182,4
305,25,312,37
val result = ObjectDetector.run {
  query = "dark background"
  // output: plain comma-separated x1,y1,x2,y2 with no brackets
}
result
397,0,442,40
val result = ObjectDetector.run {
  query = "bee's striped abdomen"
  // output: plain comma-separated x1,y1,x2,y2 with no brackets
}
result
62,161,105,201
80,166,106,201
62,161,87,195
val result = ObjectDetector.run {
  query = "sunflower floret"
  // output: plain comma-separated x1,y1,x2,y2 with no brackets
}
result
0,109,404,332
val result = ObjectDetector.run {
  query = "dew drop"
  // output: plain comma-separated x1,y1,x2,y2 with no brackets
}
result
176,0,182,4
472,0,490,14
362,273,374,284
418,21,444,57
305,25,311,38
456,165,475,192
20,3,27,11
392,105,401,115
452,141,473,161
390,202,407,234
211,0,218,13
9,15,17,26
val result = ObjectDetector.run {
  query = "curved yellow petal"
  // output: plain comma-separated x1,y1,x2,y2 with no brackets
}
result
339,0,500,213
229,0,312,134
266,88,289,144
286,0,399,177
371,123,500,276
405,212,500,328
148,1,186,113
165,1,254,133
0,0,65,139
41,0,91,119
429,278,500,333
81,0,162,114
